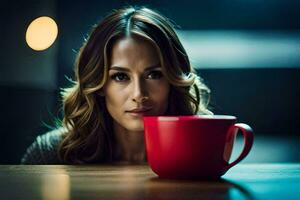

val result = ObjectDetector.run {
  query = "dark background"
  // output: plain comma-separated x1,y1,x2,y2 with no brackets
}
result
1,0,299,164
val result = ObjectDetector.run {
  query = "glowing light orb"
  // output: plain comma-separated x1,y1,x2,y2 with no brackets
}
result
25,16,58,51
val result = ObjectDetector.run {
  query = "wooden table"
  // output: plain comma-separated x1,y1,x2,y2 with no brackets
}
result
0,164,299,199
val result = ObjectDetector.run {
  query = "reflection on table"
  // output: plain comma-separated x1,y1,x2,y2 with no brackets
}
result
0,164,299,200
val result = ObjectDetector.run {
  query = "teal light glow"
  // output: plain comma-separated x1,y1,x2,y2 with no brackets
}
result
177,30,300,69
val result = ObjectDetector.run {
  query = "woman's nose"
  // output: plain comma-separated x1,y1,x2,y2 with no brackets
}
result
131,79,148,103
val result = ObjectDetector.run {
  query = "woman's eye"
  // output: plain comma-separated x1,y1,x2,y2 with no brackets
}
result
111,72,129,82
147,71,163,79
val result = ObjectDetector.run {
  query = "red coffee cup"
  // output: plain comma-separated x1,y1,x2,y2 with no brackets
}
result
143,115,254,179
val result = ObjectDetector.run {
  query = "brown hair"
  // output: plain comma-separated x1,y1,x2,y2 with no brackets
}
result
58,6,212,164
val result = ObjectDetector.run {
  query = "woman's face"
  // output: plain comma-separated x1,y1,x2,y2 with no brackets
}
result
103,36,170,132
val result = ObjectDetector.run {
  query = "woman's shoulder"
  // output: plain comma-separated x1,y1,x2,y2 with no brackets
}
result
35,128,65,148
21,128,67,164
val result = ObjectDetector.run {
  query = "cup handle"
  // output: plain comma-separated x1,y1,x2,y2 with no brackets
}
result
223,123,254,172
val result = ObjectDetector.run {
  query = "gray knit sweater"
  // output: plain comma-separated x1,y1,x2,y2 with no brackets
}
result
21,129,64,164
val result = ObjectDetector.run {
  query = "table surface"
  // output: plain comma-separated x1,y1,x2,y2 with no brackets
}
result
1,164,300,200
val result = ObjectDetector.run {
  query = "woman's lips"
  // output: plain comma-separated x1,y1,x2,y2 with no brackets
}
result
126,107,152,116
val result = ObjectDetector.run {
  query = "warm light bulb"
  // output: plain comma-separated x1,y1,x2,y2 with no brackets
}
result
25,16,58,51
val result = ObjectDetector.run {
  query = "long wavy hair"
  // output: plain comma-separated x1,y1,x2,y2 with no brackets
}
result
58,6,212,164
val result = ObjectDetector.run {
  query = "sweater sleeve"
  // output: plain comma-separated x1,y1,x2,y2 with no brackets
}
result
21,129,64,164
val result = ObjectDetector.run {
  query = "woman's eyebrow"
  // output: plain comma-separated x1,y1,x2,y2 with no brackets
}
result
145,65,161,71
109,64,161,72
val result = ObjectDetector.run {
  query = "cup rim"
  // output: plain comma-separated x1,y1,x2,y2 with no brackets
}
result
143,115,237,121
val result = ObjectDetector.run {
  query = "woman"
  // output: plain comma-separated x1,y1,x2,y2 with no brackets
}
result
21,6,212,164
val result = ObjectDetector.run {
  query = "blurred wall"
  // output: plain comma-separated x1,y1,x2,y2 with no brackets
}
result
0,0,59,163
0,0,299,163
0,0,58,89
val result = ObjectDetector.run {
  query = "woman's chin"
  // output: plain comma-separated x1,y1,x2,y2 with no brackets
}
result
124,122,144,132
